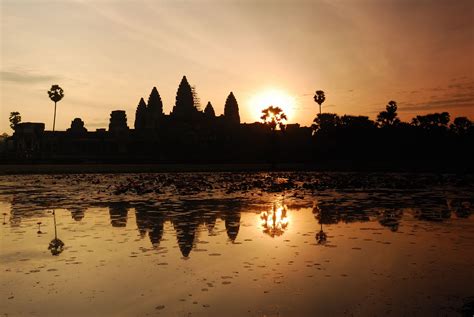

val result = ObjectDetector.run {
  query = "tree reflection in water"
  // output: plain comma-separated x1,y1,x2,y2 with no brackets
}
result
260,202,289,237
313,204,328,245
48,210,64,256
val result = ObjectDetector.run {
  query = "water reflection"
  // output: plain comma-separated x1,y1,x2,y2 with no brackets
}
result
69,207,85,221
135,205,165,247
260,203,289,238
377,209,403,232
1,173,473,316
3,178,473,257
312,204,327,244
109,203,128,227
173,211,199,258
48,210,64,256
224,210,241,242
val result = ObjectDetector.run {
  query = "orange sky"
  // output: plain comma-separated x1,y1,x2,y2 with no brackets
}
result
1,0,473,133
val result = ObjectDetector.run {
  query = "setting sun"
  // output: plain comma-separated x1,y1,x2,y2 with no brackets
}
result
248,89,296,122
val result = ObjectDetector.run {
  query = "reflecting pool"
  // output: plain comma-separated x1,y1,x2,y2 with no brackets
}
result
1,172,473,316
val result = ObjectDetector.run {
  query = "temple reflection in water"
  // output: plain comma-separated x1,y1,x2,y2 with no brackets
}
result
5,187,472,258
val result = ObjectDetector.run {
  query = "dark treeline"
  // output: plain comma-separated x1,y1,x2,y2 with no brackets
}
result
2,76,473,171
311,101,473,170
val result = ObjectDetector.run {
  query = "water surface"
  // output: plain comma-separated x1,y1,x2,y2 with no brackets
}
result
1,172,473,316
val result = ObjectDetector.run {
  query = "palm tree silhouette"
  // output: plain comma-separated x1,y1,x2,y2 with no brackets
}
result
48,210,64,256
47,85,64,131
314,90,325,115
260,106,287,131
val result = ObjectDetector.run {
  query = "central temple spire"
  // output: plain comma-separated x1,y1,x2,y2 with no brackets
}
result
172,76,198,120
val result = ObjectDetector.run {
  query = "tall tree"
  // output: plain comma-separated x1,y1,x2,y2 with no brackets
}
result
47,85,64,131
204,101,216,118
314,90,325,115
412,112,450,129
376,100,400,127
450,117,472,135
172,76,196,119
260,106,287,131
134,98,147,130
224,92,240,124
312,113,340,133
9,111,21,131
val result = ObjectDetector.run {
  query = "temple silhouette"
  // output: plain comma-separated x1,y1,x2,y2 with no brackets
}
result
2,76,473,169
5,76,310,164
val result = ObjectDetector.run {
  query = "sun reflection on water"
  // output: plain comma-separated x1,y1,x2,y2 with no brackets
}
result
260,203,289,237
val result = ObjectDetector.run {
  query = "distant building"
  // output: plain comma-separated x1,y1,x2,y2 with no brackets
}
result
4,76,313,163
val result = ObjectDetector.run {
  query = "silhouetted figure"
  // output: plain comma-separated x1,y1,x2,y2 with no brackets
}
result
67,118,87,134
134,98,147,130
48,210,65,256
204,101,216,119
172,76,198,120
224,92,240,124
47,84,64,132
314,90,325,115
146,87,164,128
376,101,400,127
108,110,129,133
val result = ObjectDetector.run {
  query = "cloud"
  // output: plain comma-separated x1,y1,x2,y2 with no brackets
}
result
398,79,474,112
1,70,58,84
399,96,474,112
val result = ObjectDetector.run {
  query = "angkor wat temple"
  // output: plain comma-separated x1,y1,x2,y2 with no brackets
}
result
4,76,311,163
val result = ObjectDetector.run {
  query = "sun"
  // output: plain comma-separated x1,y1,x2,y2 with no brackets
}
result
249,89,296,122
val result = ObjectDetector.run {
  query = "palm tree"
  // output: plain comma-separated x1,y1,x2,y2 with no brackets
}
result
376,100,400,127
47,85,64,131
261,106,287,168
314,90,325,115
260,106,287,131
9,112,21,131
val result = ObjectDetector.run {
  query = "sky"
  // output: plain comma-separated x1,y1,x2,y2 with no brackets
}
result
1,0,473,133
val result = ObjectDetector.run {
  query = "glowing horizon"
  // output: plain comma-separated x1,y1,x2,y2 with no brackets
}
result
1,0,473,133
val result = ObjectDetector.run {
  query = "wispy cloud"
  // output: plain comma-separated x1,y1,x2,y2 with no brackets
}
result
400,96,474,112
398,79,474,112
1,70,58,84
